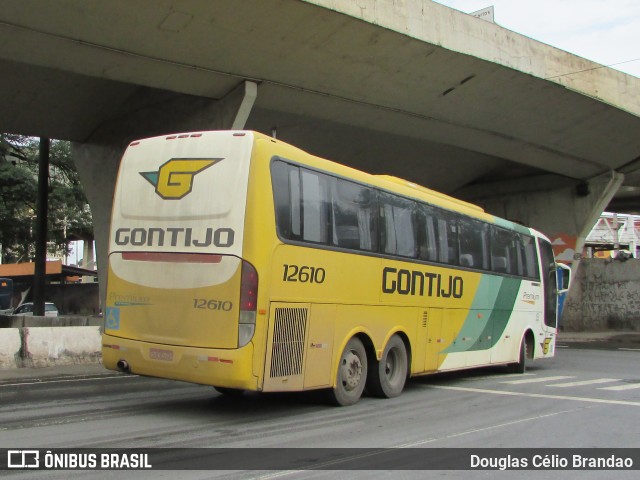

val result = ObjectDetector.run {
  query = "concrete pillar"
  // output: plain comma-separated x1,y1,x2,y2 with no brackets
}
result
72,82,257,310
81,240,95,269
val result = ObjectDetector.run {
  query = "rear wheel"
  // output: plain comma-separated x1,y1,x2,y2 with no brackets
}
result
330,337,367,406
367,335,408,398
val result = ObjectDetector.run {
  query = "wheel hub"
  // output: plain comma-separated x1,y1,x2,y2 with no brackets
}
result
341,351,362,390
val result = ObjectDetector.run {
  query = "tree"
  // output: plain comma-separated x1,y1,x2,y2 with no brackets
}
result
0,135,93,264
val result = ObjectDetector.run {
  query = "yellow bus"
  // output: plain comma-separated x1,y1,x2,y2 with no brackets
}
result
103,131,564,406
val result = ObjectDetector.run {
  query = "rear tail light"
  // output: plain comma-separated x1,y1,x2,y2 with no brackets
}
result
238,260,258,347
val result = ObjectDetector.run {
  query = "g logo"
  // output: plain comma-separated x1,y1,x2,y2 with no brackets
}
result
140,158,221,199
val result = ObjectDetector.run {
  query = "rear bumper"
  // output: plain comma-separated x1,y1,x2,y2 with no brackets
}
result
102,333,259,390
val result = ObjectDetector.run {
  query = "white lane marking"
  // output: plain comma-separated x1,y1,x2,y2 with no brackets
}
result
618,348,640,352
502,375,574,385
257,407,587,479
547,378,621,388
427,385,640,407
461,372,535,382
598,383,640,391
0,375,138,387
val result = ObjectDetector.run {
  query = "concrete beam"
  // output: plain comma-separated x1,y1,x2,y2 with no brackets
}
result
469,171,624,264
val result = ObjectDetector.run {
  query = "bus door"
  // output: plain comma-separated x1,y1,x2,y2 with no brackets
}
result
538,239,558,331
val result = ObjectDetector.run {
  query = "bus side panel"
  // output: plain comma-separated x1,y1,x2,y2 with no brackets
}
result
261,302,339,392
304,303,336,389
422,308,442,372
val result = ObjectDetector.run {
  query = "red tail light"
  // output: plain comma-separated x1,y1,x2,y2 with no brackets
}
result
240,261,258,312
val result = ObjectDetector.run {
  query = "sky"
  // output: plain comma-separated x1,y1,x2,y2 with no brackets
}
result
432,0,640,78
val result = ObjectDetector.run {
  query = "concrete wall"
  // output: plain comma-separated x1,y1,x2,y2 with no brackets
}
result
0,315,102,369
562,258,640,331
0,329,21,368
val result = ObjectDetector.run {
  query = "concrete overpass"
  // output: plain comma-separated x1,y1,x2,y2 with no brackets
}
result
1,0,640,302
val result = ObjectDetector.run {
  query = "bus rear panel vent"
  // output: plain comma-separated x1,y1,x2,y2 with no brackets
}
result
270,307,308,378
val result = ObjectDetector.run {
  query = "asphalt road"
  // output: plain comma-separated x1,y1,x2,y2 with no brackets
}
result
0,345,638,479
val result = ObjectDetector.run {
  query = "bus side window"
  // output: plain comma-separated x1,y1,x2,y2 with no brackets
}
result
490,227,518,275
417,205,439,262
438,214,458,265
289,168,301,238
332,179,378,252
380,193,417,258
271,160,296,240
458,217,489,269
301,169,330,244
521,234,540,279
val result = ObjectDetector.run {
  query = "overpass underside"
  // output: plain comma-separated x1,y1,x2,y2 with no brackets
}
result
1,0,640,306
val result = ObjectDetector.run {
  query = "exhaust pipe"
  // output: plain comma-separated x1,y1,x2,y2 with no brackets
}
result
116,360,130,373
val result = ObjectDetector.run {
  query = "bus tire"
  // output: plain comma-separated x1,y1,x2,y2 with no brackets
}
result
367,335,408,398
508,338,527,374
330,337,367,406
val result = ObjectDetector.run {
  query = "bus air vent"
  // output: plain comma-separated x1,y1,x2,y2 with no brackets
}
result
269,307,308,378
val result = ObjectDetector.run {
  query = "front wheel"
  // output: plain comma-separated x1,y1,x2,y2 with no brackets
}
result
508,338,527,374
367,335,408,398
329,337,367,406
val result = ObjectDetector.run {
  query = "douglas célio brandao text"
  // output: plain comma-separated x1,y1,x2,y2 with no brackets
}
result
470,453,634,470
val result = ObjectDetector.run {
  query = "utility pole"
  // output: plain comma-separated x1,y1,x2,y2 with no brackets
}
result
33,138,49,317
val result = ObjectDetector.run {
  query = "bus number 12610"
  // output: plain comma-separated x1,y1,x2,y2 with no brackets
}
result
282,264,326,284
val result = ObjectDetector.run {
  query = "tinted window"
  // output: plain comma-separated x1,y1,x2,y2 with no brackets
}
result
332,179,377,251
520,235,540,278
272,161,296,239
380,193,416,258
416,204,439,262
273,159,538,281
491,227,518,275
458,218,489,269
301,169,331,244
438,214,458,265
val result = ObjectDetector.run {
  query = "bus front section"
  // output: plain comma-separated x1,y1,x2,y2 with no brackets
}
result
103,131,259,390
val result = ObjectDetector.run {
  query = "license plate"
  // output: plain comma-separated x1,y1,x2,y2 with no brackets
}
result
149,348,174,361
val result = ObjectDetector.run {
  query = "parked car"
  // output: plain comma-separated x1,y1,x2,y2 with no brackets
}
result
12,302,59,317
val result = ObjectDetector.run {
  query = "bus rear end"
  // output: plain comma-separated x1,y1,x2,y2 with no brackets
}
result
103,131,259,390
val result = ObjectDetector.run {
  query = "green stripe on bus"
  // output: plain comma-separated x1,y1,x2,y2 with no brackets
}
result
443,275,521,353
481,276,521,349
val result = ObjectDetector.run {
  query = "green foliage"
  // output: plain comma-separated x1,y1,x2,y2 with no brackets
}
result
0,135,93,263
